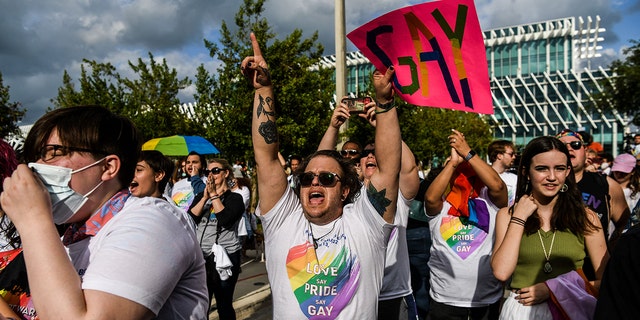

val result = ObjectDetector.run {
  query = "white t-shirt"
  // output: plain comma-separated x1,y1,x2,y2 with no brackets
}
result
258,186,392,319
68,197,209,319
427,197,502,307
500,171,518,207
379,192,413,300
171,176,207,212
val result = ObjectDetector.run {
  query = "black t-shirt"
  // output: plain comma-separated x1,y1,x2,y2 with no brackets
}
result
594,224,640,319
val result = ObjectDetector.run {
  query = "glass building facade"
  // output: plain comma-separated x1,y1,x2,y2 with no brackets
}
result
315,16,630,154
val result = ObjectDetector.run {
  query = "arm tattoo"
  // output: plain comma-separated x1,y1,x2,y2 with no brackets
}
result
257,94,278,144
367,183,392,216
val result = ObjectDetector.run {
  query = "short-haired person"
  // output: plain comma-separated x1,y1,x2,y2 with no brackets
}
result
488,140,518,206
244,33,402,318
492,136,608,319
288,155,303,188
130,150,175,200
556,129,629,279
318,98,421,319
632,133,640,159
172,151,207,212
0,106,208,319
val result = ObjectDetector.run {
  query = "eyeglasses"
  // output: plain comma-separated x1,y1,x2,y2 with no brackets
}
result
564,141,583,151
203,167,226,176
340,149,360,157
362,149,375,157
503,151,515,157
40,144,106,162
299,171,341,187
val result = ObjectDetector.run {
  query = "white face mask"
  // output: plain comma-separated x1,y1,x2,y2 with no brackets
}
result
29,158,105,224
600,162,610,170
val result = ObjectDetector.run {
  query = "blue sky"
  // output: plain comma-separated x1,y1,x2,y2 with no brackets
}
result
1,0,638,125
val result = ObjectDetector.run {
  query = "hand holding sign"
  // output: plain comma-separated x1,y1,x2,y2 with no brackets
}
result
347,0,492,114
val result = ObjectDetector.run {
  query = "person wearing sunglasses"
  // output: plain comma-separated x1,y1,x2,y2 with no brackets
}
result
556,129,629,280
488,140,518,207
188,158,245,320
244,33,401,319
1,106,208,319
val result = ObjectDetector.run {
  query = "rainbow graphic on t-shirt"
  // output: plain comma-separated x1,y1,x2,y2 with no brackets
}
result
172,191,194,211
286,241,359,319
440,215,488,259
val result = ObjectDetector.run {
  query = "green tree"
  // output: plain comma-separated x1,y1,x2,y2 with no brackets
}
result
121,52,195,140
195,0,334,161
595,39,640,125
0,71,25,140
54,54,196,141
52,60,125,111
346,100,492,166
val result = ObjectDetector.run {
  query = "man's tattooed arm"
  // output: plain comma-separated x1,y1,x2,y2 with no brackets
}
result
257,94,278,144
367,183,392,216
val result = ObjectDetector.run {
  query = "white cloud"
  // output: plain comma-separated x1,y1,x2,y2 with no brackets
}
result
1,0,636,124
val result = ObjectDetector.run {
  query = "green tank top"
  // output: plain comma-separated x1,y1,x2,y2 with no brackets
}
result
510,229,585,289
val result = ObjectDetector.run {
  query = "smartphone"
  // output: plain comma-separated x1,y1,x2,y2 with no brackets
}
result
342,96,372,114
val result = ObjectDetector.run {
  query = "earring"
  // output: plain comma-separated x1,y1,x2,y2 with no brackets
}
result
559,184,568,193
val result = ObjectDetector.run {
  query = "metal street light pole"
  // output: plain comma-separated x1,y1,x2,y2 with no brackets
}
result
335,0,348,145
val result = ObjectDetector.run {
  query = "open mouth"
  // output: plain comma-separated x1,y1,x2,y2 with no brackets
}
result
309,192,325,205
130,181,139,189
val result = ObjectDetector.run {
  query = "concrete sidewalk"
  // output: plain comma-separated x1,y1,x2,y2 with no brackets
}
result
208,250,273,320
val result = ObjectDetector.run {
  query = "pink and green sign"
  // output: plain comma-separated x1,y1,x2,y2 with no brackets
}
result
347,0,492,114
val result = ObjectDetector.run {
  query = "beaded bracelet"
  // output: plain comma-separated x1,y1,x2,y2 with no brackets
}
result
210,195,220,200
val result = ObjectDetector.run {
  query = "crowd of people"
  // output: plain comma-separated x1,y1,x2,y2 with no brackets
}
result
0,32,639,320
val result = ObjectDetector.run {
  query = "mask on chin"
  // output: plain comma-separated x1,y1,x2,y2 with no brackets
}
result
29,158,105,224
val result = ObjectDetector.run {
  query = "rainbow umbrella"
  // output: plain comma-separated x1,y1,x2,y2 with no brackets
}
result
142,135,220,156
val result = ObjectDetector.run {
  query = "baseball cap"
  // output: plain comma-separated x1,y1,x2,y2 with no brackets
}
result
611,153,636,173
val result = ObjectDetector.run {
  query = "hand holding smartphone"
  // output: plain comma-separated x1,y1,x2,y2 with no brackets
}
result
342,96,372,114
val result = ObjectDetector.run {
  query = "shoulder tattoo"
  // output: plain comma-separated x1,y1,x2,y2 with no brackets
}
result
367,183,392,216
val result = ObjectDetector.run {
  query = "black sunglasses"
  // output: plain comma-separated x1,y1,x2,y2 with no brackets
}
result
40,144,106,162
203,167,226,175
299,171,341,187
361,149,375,157
340,149,360,156
564,141,583,151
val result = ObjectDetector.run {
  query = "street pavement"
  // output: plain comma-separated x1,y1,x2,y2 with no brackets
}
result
208,249,273,320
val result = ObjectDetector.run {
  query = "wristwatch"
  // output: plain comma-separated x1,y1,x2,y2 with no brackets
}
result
464,150,476,161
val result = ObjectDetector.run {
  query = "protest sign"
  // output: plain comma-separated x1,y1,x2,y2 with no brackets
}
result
347,0,492,114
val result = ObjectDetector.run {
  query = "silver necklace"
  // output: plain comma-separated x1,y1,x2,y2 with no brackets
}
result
537,229,556,274
310,220,338,249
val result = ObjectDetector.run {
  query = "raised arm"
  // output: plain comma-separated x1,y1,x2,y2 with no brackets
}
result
424,149,461,215
243,33,288,214
367,68,401,223
360,103,418,200
317,99,350,151
449,129,507,208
